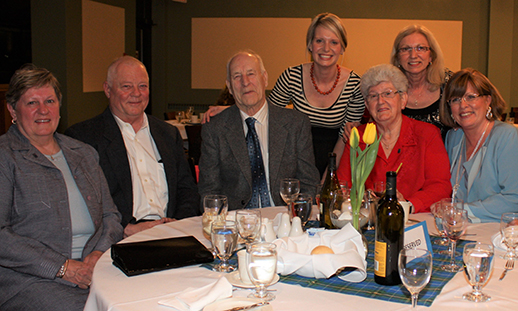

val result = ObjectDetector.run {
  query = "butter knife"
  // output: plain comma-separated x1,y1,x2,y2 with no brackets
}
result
224,302,267,311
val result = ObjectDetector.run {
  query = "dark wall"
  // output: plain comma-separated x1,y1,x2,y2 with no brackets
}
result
31,0,136,131
151,0,490,117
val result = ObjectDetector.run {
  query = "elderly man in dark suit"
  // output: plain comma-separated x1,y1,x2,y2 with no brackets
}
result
198,51,319,210
66,56,199,237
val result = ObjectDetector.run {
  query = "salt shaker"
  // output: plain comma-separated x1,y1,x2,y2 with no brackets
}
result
289,216,303,237
277,213,291,238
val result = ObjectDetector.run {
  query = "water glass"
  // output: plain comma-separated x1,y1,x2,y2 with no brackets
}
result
291,193,313,228
398,248,433,309
236,209,262,246
202,195,228,240
211,220,238,272
462,242,494,302
186,106,195,119
175,111,185,122
247,242,277,302
500,212,518,260
441,207,468,272
280,178,300,214
430,201,448,246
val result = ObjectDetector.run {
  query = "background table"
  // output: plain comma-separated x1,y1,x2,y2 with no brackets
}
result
85,207,518,310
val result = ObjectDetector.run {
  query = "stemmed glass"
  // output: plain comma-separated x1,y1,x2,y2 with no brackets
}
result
280,178,300,213
247,242,278,302
202,195,228,240
398,248,433,309
441,207,468,272
439,198,464,256
292,193,313,229
211,220,238,272
175,111,185,122
500,212,518,260
430,201,449,246
236,209,262,246
462,242,494,302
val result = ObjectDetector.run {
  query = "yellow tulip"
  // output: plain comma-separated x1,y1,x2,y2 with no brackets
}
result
350,127,359,149
363,123,377,145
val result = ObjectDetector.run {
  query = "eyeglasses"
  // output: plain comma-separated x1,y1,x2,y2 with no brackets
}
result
448,93,485,106
398,45,430,54
365,90,402,103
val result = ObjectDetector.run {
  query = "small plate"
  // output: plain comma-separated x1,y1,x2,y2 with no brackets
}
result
203,297,272,311
225,271,280,289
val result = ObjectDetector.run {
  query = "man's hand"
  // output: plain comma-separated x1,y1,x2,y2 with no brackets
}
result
123,218,176,238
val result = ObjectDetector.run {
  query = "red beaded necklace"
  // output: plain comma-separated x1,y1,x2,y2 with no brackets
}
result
310,63,341,95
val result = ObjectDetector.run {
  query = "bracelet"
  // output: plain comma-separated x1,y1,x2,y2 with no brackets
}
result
56,259,69,278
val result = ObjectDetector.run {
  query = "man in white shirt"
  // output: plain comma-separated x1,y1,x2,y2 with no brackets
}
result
66,56,199,237
198,51,319,210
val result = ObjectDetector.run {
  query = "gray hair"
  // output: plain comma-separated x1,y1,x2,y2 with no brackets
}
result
6,63,62,110
361,64,409,98
106,56,148,86
226,50,266,81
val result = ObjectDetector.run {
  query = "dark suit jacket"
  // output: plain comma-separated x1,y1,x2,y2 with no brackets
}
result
198,103,320,210
65,108,200,227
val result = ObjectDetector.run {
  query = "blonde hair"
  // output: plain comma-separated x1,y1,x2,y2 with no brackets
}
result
306,13,347,53
390,25,445,91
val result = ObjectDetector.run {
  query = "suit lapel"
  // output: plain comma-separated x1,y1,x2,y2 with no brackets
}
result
267,104,288,187
224,106,253,186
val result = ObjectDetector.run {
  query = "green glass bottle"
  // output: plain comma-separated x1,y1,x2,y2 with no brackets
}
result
374,171,404,285
319,153,341,229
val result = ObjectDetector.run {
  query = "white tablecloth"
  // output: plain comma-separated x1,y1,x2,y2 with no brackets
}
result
85,207,518,311
165,120,188,140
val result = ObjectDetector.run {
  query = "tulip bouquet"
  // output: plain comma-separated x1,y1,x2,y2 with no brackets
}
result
349,123,381,230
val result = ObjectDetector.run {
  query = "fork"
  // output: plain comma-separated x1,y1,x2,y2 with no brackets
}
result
499,259,514,281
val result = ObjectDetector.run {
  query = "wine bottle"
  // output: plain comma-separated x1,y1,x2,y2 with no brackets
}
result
319,153,341,229
374,171,404,285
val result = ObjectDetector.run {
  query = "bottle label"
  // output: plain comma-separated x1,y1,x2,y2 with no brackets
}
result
374,240,387,277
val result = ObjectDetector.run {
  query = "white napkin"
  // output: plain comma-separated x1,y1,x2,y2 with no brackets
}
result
491,232,507,252
158,277,232,311
273,223,367,282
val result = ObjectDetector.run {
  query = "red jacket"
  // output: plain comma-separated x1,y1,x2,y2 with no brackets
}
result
337,116,452,213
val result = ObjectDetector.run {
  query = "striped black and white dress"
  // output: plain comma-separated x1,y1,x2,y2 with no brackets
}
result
268,64,365,176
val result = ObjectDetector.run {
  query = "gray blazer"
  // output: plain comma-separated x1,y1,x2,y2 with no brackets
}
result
65,108,200,227
198,103,320,210
0,125,123,306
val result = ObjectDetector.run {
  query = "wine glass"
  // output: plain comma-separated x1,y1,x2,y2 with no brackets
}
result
292,193,313,228
500,212,518,260
430,201,449,246
236,209,262,246
186,106,195,119
462,242,494,302
175,111,185,122
202,195,228,240
439,198,464,256
211,220,238,272
373,181,385,198
441,207,468,272
247,242,278,302
280,178,300,214
398,248,433,309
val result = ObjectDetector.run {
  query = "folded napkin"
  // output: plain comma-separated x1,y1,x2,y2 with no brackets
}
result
273,223,367,282
158,277,232,311
491,232,507,252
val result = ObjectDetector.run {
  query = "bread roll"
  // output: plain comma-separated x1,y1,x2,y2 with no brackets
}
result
311,245,334,255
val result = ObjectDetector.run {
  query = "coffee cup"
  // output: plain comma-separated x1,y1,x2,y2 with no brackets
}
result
400,201,411,224
191,115,199,123
237,249,252,284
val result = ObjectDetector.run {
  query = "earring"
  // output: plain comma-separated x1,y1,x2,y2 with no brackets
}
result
429,61,433,66
486,106,493,119
11,119,16,125
451,114,457,124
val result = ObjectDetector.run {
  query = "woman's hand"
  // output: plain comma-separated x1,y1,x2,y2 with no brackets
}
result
63,259,94,289
202,106,229,124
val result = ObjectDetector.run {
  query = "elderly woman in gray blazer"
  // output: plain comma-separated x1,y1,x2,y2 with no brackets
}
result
0,64,123,311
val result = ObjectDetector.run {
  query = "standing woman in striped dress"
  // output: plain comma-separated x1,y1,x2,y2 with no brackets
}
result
268,13,365,176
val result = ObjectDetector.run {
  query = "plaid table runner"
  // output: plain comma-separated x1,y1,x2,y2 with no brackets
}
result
203,230,473,307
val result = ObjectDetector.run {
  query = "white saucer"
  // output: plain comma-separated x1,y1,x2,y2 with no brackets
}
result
492,232,507,251
225,271,280,289
203,297,272,311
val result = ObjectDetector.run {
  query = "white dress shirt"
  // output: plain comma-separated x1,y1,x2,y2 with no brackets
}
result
114,114,168,221
239,102,273,207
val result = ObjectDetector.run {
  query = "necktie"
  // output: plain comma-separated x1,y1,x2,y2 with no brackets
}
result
245,117,271,208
